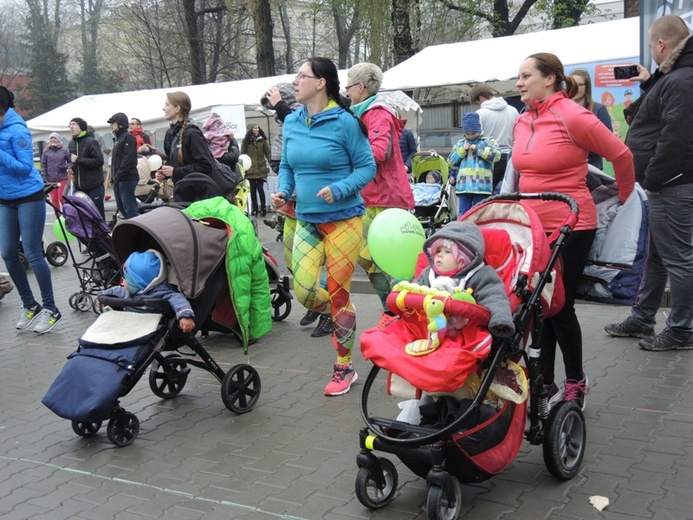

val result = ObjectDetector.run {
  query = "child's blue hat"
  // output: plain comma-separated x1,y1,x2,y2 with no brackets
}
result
122,251,161,294
462,112,481,133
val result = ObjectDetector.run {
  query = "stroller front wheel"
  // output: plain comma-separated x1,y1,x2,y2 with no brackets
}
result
221,364,261,413
107,411,140,447
542,401,586,480
427,476,463,520
71,420,102,438
149,355,189,399
355,456,398,509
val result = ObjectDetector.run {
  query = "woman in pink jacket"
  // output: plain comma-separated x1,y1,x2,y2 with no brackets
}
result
347,62,415,324
513,53,635,410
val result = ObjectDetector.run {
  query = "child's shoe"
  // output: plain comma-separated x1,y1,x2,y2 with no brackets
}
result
16,302,42,330
33,308,63,334
324,363,357,396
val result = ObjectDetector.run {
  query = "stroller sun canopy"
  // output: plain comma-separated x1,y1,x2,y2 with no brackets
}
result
111,207,228,299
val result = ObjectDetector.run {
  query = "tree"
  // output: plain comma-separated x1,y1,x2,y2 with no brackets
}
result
437,0,540,37
392,0,416,65
624,0,638,18
331,0,362,68
247,0,275,77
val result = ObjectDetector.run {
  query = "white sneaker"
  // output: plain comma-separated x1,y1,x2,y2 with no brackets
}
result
33,308,63,334
16,303,42,330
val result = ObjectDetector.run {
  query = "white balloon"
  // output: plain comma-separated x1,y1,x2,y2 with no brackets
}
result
148,155,162,172
239,154,252,171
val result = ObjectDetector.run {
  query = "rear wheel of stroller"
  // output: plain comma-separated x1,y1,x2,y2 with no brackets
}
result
543,401,586,480
107,411,140,447
270,288,292,321
149,355,189,398
45,241,68,267
221,364,261,414
71,420,102,438
427,476,463,520
355,457,398,509
75,293,93,312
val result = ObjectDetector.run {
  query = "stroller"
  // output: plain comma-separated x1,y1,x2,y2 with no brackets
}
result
356,193,584,520
410,151,458,237
61,191,121,312
42,206,262,446
170,172,292,322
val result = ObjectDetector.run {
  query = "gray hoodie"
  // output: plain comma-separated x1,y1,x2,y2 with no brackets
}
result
415,221,515,337
477,97,519,155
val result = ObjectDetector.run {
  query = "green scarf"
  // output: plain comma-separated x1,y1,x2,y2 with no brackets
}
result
351,95,377,118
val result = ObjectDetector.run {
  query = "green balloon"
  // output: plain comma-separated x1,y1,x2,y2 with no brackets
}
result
368,208,426,280
53,216,76,242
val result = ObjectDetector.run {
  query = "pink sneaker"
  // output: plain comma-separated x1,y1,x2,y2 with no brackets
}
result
376,312,397,329
561,376,589,411
324,363,358,396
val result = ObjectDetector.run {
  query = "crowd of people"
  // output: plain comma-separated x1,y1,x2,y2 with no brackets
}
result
2,14,691,408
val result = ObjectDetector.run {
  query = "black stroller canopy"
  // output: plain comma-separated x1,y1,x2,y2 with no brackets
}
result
111,206,228,299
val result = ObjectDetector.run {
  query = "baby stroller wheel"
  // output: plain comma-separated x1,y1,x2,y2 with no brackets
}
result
221,364,261,414
355,456,398,509
107,410,140,447
45,241,68,267
149,355,189,399
542,401,586,480
74,293,93,312
71,420,102,438
427,476,463,520
270,287,292,321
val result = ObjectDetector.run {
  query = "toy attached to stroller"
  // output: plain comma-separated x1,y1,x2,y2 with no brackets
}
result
42,206,262,446
356,193,584,520
410,151,458,236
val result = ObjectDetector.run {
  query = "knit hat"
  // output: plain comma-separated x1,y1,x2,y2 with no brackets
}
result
427,238,475,270
426,170,442,184
462,112,481,133
122,251,161,294
0,86,15,111
70,117,88,131
49,132,61,140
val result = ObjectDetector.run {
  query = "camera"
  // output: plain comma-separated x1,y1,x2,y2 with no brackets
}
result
614,65,639,80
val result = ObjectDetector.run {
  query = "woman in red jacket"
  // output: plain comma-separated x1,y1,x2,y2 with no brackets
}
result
513,53,635,410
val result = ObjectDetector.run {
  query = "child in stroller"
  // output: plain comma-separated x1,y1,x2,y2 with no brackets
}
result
97,250,195,333
410,151,458,236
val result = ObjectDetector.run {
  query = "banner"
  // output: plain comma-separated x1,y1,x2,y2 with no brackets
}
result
210,105,246,139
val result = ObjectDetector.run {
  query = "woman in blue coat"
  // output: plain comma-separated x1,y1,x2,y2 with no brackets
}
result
0,86,62,334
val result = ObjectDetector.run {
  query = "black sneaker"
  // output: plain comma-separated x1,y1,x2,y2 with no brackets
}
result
605,317,654,339
311,314,333,337
639,328,693,351
300,310,321,326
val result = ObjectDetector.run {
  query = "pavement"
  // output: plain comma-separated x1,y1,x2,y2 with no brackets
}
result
1,207,692,520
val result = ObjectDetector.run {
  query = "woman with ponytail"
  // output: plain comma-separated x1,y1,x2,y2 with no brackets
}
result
159,91,215,185
271,57,376,396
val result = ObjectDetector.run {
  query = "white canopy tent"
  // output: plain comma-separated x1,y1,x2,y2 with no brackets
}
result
27,71,423,143
381,17,641,95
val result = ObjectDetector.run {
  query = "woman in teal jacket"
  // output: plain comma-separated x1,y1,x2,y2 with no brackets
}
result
271,57,376,396
0,86,62,334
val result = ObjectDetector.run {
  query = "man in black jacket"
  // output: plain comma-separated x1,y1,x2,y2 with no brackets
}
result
68,117,105,219
108,112,139,219
605,15,693,351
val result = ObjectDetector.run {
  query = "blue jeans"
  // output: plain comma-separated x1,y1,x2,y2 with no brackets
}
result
0,199,57,311
82,184,106,220
113,180,139,219
631,183,693,335
457,193,489,216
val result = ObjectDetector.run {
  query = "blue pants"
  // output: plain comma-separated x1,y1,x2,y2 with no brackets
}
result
630,184,693,336
114,180,139,219
457,193,489,216
82,184,106,220
0,198,57,311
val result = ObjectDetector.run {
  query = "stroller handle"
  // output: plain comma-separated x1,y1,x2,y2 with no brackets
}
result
97,295,173,314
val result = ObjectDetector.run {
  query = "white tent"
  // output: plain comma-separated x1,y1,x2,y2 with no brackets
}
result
27,70,423,142
381,17,640,93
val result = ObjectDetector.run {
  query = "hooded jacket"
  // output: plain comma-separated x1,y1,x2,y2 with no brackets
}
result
110,113,139,183
40,142,71,183
68,131,105,192
476,97,519,155
0,108,44,201
415,221,514,337
164,119,215,184
241,132,271,179
357,95,415,210
625,35,693,191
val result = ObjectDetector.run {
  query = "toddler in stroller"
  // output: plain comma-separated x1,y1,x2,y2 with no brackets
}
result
410,151,458,236
356,193,588,520
42,206,263,447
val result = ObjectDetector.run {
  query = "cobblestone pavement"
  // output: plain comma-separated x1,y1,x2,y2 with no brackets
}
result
0,209,691,520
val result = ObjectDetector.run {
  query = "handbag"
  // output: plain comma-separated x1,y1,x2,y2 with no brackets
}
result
209,159,241,198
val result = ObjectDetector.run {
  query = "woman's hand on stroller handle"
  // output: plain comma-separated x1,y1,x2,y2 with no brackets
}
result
271,191,286,208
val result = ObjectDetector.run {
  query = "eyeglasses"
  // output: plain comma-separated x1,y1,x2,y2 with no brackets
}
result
129,122,138,126
295,73,318,81
577,83,586,87
345,82,361,91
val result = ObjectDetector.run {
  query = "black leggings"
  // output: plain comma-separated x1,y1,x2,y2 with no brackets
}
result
539,228,596,384
249,179,266,213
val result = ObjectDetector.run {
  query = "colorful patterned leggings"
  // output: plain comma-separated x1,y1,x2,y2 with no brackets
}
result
292,216,362,363
357,206,393,310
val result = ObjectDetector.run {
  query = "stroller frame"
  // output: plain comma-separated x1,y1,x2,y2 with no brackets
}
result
410,151,458,237
355,193,584,519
